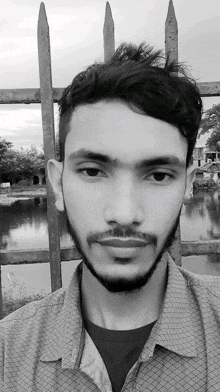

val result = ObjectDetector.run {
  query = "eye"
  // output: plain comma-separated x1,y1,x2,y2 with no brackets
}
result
79,168,106,177
146,172,173,182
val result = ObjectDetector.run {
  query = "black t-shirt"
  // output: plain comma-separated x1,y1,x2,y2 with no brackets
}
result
84,318,156,392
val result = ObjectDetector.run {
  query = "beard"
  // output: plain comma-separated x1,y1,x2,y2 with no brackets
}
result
65,209,181,294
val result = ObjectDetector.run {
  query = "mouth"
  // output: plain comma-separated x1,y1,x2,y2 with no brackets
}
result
96,238,148,248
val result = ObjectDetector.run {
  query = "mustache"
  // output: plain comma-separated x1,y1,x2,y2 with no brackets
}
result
87,226,157,247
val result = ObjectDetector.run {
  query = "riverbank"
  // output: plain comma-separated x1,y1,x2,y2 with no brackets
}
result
0,186,46,206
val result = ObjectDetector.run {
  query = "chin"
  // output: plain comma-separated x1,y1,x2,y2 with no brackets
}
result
96,275,150,293
84,256,162,293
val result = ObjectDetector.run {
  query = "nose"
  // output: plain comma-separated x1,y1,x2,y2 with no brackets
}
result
104,175,144,227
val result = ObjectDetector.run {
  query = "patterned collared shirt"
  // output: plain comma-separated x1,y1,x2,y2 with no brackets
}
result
0,253,220,391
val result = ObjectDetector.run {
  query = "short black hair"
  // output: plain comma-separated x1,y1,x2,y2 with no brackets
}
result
58,42,203,166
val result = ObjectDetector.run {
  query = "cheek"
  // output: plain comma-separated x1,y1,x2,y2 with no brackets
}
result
145,184,185,231
62,177,104,234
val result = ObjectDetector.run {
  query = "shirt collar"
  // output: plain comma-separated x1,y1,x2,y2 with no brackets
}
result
140,253,197,361
40,254,197,367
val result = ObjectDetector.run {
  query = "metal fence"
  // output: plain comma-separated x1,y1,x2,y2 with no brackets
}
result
0,0,220,319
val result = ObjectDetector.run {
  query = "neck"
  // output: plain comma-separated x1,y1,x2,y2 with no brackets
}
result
80,253,168,330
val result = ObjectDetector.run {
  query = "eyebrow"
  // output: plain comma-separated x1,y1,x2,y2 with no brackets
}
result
68,148,186,169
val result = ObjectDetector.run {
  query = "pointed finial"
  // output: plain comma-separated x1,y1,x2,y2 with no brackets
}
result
38,2,49,33
166,0,176,22
103,2,115,62
165,0,178,64
105,2,113,22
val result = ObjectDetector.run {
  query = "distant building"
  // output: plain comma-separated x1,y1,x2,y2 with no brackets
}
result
193,146,205,167
193,145,220,168
193,133,207,167
30,168,45,186
196,161,220,185
204,151,220,162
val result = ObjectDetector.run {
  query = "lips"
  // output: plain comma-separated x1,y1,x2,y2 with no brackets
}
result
96,238,148,248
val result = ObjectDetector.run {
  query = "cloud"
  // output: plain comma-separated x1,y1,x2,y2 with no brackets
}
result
0,19,8,31
18,8,101,31
17,15,38,29
0,105,59,150
0,37,36,58
0,108,40,130
1,7,102,60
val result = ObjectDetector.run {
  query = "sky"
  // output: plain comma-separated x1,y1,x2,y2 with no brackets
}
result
1,0,220,150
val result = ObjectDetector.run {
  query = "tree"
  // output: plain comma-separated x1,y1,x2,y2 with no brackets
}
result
18,145,45,175
198,104,220,150
0,145,45,184
205,130,220,151
0,138,14,182
0,137,13,161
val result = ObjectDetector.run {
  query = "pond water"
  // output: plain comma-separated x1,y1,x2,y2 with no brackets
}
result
0,197,72,251
1,190,220,299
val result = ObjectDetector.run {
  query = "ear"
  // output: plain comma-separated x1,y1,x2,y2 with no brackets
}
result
185,165,196,198
47,159,64,212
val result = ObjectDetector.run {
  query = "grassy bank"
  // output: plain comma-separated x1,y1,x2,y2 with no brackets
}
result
2,276,46,318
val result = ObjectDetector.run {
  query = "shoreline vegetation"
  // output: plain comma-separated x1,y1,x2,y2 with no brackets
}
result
0,185,46,206
2,291,45,318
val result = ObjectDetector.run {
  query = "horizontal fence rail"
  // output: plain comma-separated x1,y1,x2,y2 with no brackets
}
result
0,248,81,265
1,82,220,105
0,88,62,104
1,241,220,265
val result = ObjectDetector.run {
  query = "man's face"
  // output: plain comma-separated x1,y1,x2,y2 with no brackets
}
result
50,100,188,292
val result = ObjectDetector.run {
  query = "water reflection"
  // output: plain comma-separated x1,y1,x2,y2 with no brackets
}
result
180,190,220,274
181,190,220,242
0,197,72,251
182,255,220,275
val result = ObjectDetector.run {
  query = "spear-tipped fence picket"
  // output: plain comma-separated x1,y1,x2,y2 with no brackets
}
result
0,0,220,319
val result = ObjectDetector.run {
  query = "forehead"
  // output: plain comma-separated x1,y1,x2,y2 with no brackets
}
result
65,100,187,163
